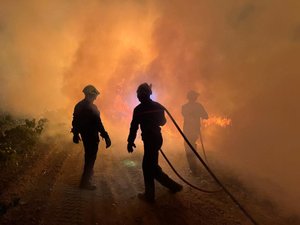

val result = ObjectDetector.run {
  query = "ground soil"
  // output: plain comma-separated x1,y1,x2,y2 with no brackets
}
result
0,139,299,225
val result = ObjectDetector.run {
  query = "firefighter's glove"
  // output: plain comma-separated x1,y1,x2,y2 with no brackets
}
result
100,132,111,149
127,142,136,153
105,136,111,149
73,133,81,144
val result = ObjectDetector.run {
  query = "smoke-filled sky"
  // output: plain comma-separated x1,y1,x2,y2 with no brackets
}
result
1,0,300,215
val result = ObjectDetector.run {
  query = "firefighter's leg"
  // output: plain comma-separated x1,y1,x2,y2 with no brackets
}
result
184,140,200,175
142,149,156,200
154,162,183,192
149,137,182,193
80,141,98,187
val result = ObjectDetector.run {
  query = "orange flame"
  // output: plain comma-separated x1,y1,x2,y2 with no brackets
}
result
203,116,232,128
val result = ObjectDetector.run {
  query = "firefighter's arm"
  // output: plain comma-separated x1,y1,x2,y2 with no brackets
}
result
71,106,81,144
127,109,138,153
71,128,81,144
97,113,111,149
159,110,167,126
158,104,166,126
127,142,136,153
99,128,111,149
104,135,111,149
200,104,209,120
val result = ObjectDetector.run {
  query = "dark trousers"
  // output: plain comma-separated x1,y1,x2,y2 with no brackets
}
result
143,136,181,198
184,136,201,174
80,138,99,185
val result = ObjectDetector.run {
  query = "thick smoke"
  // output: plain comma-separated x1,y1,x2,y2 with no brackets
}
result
1,0,299,215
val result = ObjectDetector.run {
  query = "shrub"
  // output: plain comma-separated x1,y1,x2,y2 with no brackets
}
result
0,114,47,163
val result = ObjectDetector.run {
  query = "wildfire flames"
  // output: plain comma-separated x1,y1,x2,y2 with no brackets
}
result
0,0,299,217
203,116,232,128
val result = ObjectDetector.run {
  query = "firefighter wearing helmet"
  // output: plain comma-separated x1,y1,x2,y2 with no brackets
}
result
127,83,182,202
182,90,208,175
72,84,111,190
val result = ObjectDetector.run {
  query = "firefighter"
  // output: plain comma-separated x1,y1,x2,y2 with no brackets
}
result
72,85,111,190
181,90,208,175
127,83,182,203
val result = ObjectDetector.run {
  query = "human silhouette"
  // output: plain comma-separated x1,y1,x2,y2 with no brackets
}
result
181,90,208,175
127,83,183,203
71,85,111,190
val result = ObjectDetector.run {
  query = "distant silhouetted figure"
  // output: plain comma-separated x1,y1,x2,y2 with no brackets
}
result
127,83,183,203
72,85,111,190
182,90,208,175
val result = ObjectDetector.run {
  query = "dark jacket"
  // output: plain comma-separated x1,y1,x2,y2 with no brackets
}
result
128,99,166,143
182,102,208,135
72,99,108,141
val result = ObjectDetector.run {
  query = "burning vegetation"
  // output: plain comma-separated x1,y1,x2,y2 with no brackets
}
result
0,0,299,222
203,116,232,128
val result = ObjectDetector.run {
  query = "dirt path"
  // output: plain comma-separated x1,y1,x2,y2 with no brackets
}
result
2,141,299,225
39,143,256,225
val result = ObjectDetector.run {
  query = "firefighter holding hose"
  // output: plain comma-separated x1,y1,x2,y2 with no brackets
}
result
127,83,182,203
182,90,208,175
71,85,111,190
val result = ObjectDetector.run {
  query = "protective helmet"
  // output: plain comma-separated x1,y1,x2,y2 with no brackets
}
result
137,83,152,96
187,90,199,100
82,85,100,96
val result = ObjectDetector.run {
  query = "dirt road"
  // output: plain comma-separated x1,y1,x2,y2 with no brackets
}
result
40,143,247,225
1,141,299,225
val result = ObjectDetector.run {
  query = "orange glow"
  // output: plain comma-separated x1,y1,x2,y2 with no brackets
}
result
203,116,232,128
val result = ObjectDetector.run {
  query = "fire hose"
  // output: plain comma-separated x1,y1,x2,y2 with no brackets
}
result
159,148,221,193
162,107,259,225
199,129,208,162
